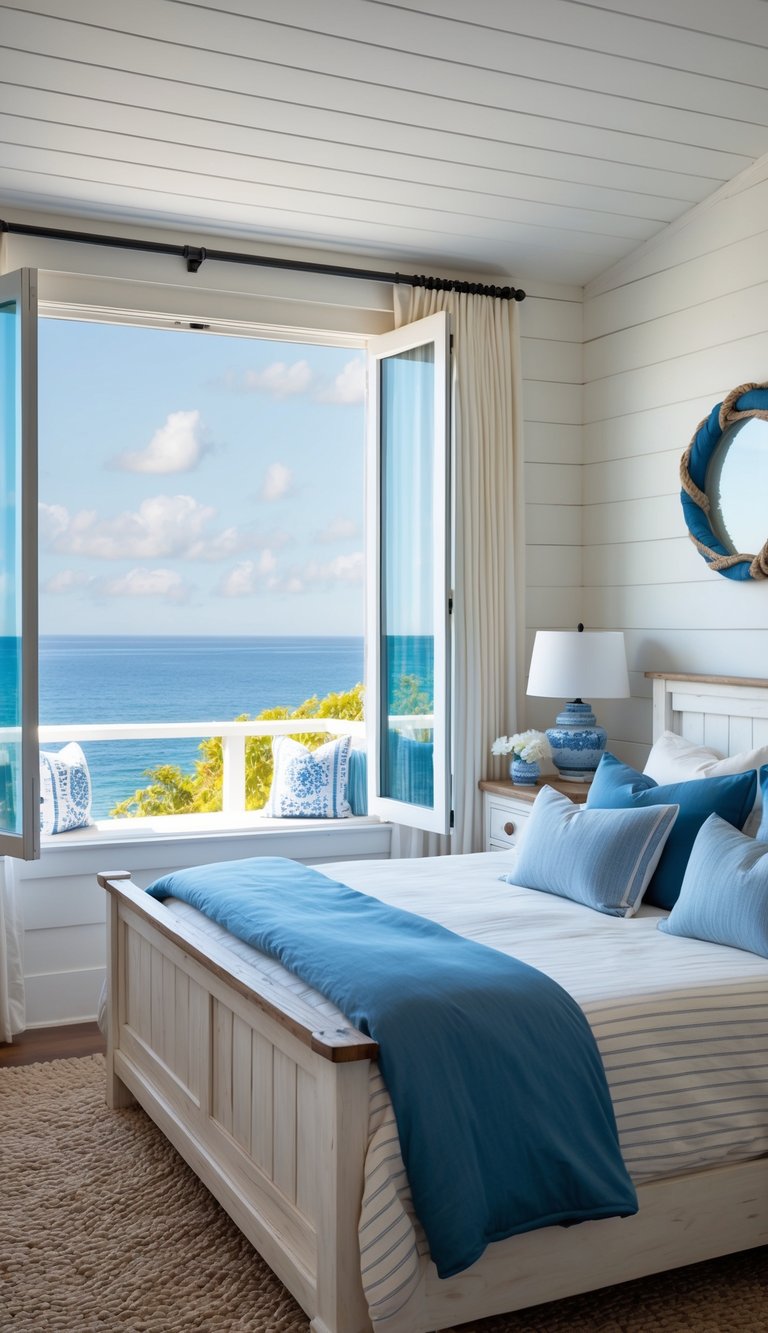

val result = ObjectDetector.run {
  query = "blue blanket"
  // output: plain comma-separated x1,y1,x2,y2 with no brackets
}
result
147,857,637,1277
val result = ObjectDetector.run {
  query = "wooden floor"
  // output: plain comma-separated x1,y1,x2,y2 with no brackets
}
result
0,1022,106,1067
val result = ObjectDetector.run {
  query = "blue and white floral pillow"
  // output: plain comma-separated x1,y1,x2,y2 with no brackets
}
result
264,735,352,819
40,742,93,835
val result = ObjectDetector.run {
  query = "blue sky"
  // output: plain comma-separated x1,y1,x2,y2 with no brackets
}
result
38,319,366,636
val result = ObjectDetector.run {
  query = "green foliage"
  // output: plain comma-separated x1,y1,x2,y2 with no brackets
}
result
110,682,365,819
390,673,432,717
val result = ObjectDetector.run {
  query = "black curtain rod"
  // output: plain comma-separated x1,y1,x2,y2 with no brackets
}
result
0,218,525,302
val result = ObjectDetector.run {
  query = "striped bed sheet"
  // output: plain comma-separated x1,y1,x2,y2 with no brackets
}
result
162,849,768,1329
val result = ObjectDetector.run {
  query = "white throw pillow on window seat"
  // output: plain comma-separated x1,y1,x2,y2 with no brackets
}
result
40,742,93,835
644,730,768,836
263,735,352,819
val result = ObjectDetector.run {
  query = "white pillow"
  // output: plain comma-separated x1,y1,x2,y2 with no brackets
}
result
40,742,93,834
263,735,352,818
644,731,768,836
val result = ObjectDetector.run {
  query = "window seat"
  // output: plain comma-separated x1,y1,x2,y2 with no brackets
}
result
43,809,385,846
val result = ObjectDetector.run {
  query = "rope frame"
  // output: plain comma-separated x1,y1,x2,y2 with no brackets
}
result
679,380,768,581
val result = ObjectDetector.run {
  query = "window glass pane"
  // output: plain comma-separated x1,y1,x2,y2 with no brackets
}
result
379,344,435,809
0,299,23,836
38,319,365,820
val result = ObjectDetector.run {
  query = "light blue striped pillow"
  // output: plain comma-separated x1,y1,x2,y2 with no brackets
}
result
264,735,352,818
659,813,768,957
501,786,679,917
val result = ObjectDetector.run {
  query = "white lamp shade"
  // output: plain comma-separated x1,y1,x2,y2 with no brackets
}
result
527,631,629,700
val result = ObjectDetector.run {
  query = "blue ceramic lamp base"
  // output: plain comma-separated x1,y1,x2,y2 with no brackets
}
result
545,700,606,782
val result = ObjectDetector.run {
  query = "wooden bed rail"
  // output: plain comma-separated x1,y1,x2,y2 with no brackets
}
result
97,872,379,1064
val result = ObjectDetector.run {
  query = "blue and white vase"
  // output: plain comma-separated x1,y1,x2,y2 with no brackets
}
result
546,701,606,781
510,757,539,786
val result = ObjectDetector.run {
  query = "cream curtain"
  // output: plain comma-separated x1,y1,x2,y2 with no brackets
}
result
392,286,525,854
0,858,25,1042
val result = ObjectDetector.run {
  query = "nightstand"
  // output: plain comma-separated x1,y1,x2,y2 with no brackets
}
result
478,777,589,851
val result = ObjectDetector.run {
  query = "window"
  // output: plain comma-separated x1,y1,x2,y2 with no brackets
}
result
38,315,366,822
0,269,38,860
366,314,452,835
1,268,451,858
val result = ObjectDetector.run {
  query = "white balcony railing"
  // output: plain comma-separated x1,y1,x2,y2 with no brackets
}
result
39,717,367,818
34,714,433,823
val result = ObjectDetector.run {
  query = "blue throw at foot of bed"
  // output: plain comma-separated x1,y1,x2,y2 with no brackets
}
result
147,856,638,1278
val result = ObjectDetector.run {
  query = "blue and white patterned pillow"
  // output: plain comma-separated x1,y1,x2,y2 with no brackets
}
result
40,742,93,834
264,735,352,818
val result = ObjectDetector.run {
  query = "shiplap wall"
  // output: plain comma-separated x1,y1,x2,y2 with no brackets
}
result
519,281,584,738
582,154,768,770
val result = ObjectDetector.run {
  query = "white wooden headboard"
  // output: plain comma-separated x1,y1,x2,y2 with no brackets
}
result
647,673,768,757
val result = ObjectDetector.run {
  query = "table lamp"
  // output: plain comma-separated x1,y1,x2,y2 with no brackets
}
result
526,625,629,781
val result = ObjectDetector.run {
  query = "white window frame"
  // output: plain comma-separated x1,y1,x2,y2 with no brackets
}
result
0,267,39,860
2,272,451,857
365,312,452,836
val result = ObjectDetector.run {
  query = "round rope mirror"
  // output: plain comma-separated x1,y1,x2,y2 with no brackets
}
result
680,381,768,580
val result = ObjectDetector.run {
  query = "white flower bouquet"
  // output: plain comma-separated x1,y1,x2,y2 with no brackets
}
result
491,729,551,763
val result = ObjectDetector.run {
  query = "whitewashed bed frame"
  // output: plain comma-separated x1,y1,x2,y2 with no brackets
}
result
99,672,768,1333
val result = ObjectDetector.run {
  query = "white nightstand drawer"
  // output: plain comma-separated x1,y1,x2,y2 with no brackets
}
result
487,799,529,848
480,779,587,852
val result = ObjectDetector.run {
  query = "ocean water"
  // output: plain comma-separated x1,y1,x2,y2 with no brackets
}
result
39,636,366,818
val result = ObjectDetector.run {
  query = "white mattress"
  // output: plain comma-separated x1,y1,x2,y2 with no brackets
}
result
162,850,768,1327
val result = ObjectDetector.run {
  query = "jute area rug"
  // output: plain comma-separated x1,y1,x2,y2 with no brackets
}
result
1,1057,766,1332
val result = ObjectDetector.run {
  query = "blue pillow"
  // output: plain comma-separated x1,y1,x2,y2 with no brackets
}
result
387,730,434,807
659,814,768,957
500,786,678,917
757,766,768,842
344,739,433,814
346,748,368,815
586,754,758,910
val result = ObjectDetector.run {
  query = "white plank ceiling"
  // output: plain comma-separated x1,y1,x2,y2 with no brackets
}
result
1,0,768,285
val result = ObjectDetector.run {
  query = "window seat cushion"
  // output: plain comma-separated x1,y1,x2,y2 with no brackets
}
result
41,809,383,845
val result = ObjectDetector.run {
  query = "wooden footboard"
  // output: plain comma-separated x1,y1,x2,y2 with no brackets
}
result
100,872,768,1333
99,872,377,1333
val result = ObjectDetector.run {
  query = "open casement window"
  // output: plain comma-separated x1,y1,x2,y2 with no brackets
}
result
366,311,452,835
0,268,39,860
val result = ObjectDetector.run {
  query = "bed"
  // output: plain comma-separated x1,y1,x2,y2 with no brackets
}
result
98,672,768,1333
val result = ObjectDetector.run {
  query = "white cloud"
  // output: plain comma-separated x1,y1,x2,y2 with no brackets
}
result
185,526,242,561
305,551,365,585
42,569,94,594
112,410,211,473
316,358,366,405
260,462,295,502
101,568,190,602
42,494,216,560
39,503,71,544
43,565,190,602
219,550,278,597
314,516,360,544
244,360,313,398
269,549,365,595
41,495,289,566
